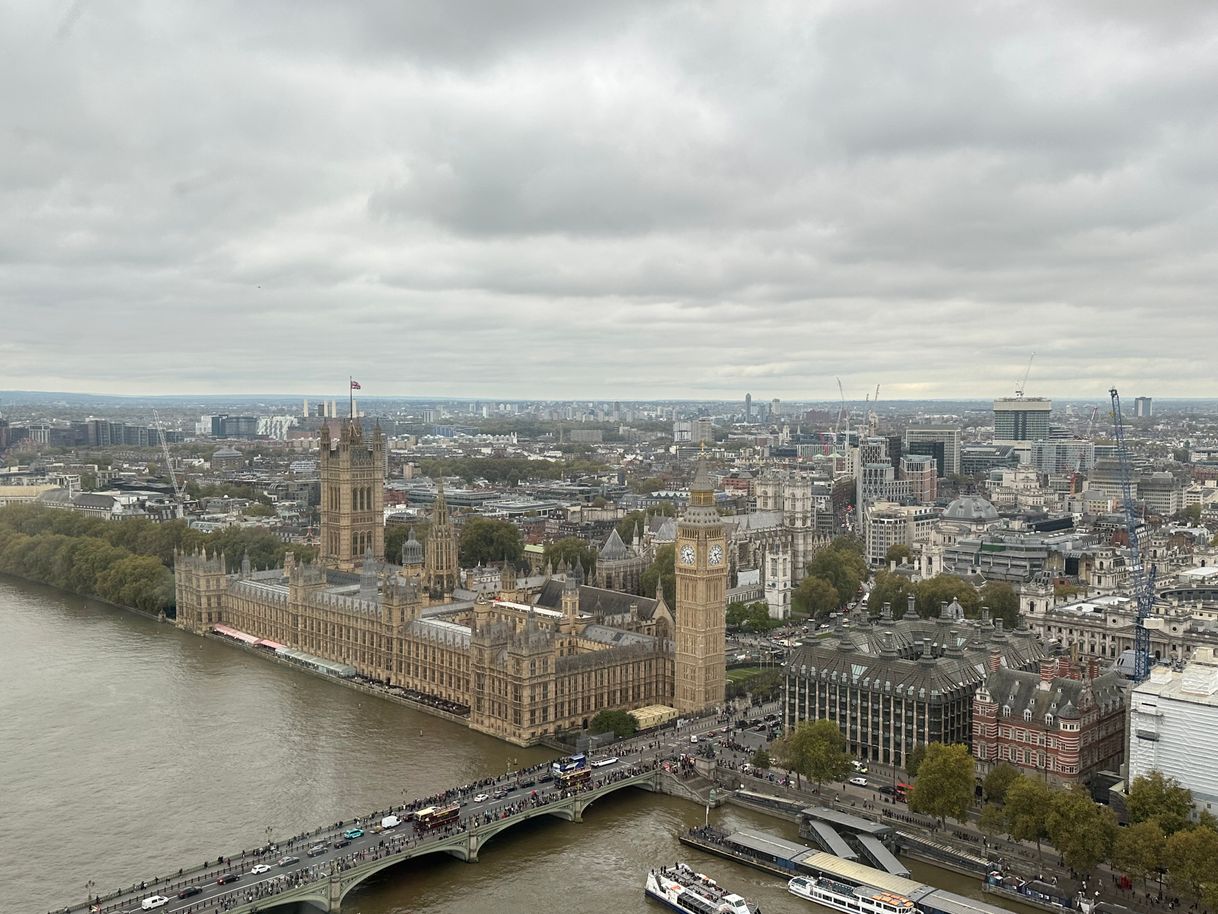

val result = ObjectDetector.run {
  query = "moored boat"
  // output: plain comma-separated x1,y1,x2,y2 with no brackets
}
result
645,863,758,914
788,874,917,914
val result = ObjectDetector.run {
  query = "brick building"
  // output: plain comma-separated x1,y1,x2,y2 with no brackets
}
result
972,655,1126,787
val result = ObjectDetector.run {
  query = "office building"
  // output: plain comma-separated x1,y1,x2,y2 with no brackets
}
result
1134,397,1153,418
904,427,961,477
993,398,1052,445
900,454,937,504
864,502,938,566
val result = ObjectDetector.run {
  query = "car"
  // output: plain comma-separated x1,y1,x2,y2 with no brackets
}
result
591,756,619,768
689,735,699,744
177,886,203,899
852,761,869,773
277,856,300,867
492,788,508,800
878,785,896,796
473,792,490,803
332,838,350,849
250,863,272,875
307,844,327,857
216,873,241,885
141,896,170,910
343,827,364,839
849,776,868,787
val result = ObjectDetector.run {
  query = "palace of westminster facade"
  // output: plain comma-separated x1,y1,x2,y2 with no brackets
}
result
175,419,728,745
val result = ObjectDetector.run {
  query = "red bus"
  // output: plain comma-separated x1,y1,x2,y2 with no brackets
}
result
415,803,461,830
895,782,911,801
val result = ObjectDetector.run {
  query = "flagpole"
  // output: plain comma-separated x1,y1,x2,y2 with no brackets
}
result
349,376,353,420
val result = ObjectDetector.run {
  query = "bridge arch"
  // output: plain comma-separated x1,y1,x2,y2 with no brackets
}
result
335,839,472,907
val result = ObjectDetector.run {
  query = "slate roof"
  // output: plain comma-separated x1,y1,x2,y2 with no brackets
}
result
599,528,632,561
534,580,662,620
982,666,1125,721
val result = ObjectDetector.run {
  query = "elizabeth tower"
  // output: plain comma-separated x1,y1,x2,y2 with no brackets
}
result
674,458,727,713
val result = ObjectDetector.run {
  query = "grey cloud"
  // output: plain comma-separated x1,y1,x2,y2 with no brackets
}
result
1,1,1217,399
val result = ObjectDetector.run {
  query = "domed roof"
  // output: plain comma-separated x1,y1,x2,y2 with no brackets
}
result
943,494,999,523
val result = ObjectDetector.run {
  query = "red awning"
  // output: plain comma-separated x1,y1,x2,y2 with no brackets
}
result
212,624,260,645
255,639,287,650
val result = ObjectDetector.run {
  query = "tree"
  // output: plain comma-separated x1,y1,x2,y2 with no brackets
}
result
1166,827,1218,907
885,544,911,564
774,720,852,789
915,574,980,618
750,749,771,770
1054,581,1082,600
615,510,648,544
907,743,975,825
905,743,927,778
868,570,918,619
640,544,675,606
1111,820,1167,887
457,517,523,567
978,802,1007,838
792,576,839,620
979,581,1020,629
1128,771,1194,835
589,709,637,740
544,537,597,576
1003,775,1054,853
1047,787,1117,874
807,538,867,607
982,762,1020,804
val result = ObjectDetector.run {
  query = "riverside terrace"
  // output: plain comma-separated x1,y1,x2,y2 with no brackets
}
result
57,752,707,914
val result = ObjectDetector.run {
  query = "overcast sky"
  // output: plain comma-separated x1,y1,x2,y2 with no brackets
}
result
3,2,1217,401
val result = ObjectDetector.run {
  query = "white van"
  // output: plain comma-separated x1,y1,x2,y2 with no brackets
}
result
381,814,402,829
141,897,170,911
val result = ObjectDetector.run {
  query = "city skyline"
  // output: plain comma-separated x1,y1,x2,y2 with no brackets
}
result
5,4,1218,398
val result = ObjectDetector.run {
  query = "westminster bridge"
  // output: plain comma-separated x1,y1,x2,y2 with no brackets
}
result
57,750,711,914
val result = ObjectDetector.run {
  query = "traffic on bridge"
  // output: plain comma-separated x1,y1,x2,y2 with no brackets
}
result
63,711,743,914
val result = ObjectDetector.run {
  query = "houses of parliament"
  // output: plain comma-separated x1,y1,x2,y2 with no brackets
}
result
175,418,728,745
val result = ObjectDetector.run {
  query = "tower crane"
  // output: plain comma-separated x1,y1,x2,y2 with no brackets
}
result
1073,405,1100,476
833,377,848,443
1110,388,1154,681
1014,352,1035,399
153,409,186,519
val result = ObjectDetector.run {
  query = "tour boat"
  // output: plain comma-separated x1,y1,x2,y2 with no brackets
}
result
788,875,918,914
645,863,758,914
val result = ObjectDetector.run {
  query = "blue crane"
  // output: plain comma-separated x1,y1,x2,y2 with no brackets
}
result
1109,387,1155,680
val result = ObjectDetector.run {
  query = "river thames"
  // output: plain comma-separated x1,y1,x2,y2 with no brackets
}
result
1,576,1031,914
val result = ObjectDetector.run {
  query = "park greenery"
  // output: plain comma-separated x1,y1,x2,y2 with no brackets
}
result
589,709,637,740
866,572,1021,628
641,544,676,606
726,600,782,632
773,719,853,789
725,668,783,703
0,504,315,615
457,516,523,567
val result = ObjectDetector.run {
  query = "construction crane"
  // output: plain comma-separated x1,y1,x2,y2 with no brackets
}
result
1110,388,1154,681
152,409,186,519
1014,352,1035,399
1073,405,1100,477
833,377,848,443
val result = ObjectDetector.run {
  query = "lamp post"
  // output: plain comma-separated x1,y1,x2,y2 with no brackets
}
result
86,879,96,913
704,788,716,828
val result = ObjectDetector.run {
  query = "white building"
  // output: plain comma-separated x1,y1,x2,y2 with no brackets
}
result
865,502,939,566
1128,648,1218,817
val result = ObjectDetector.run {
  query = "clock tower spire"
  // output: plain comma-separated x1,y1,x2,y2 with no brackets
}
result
673,455,727,713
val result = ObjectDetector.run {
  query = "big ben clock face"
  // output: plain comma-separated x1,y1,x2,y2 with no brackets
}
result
708,545,724,566
680,545,696,565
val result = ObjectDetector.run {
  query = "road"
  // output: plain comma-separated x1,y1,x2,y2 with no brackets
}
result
78,706,772,914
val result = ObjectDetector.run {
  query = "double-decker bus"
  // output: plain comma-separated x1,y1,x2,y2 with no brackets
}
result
550,753,587,777
895,782,911,802
558,767,592,789
414,803,461,830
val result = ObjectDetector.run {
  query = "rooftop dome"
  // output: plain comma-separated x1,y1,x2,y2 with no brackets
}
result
942,494,999,523
401,527,423,566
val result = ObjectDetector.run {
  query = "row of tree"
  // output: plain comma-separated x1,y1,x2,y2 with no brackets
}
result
868,571,1022,628
790,537,868,619
0,505,316,614
415,456,605,487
